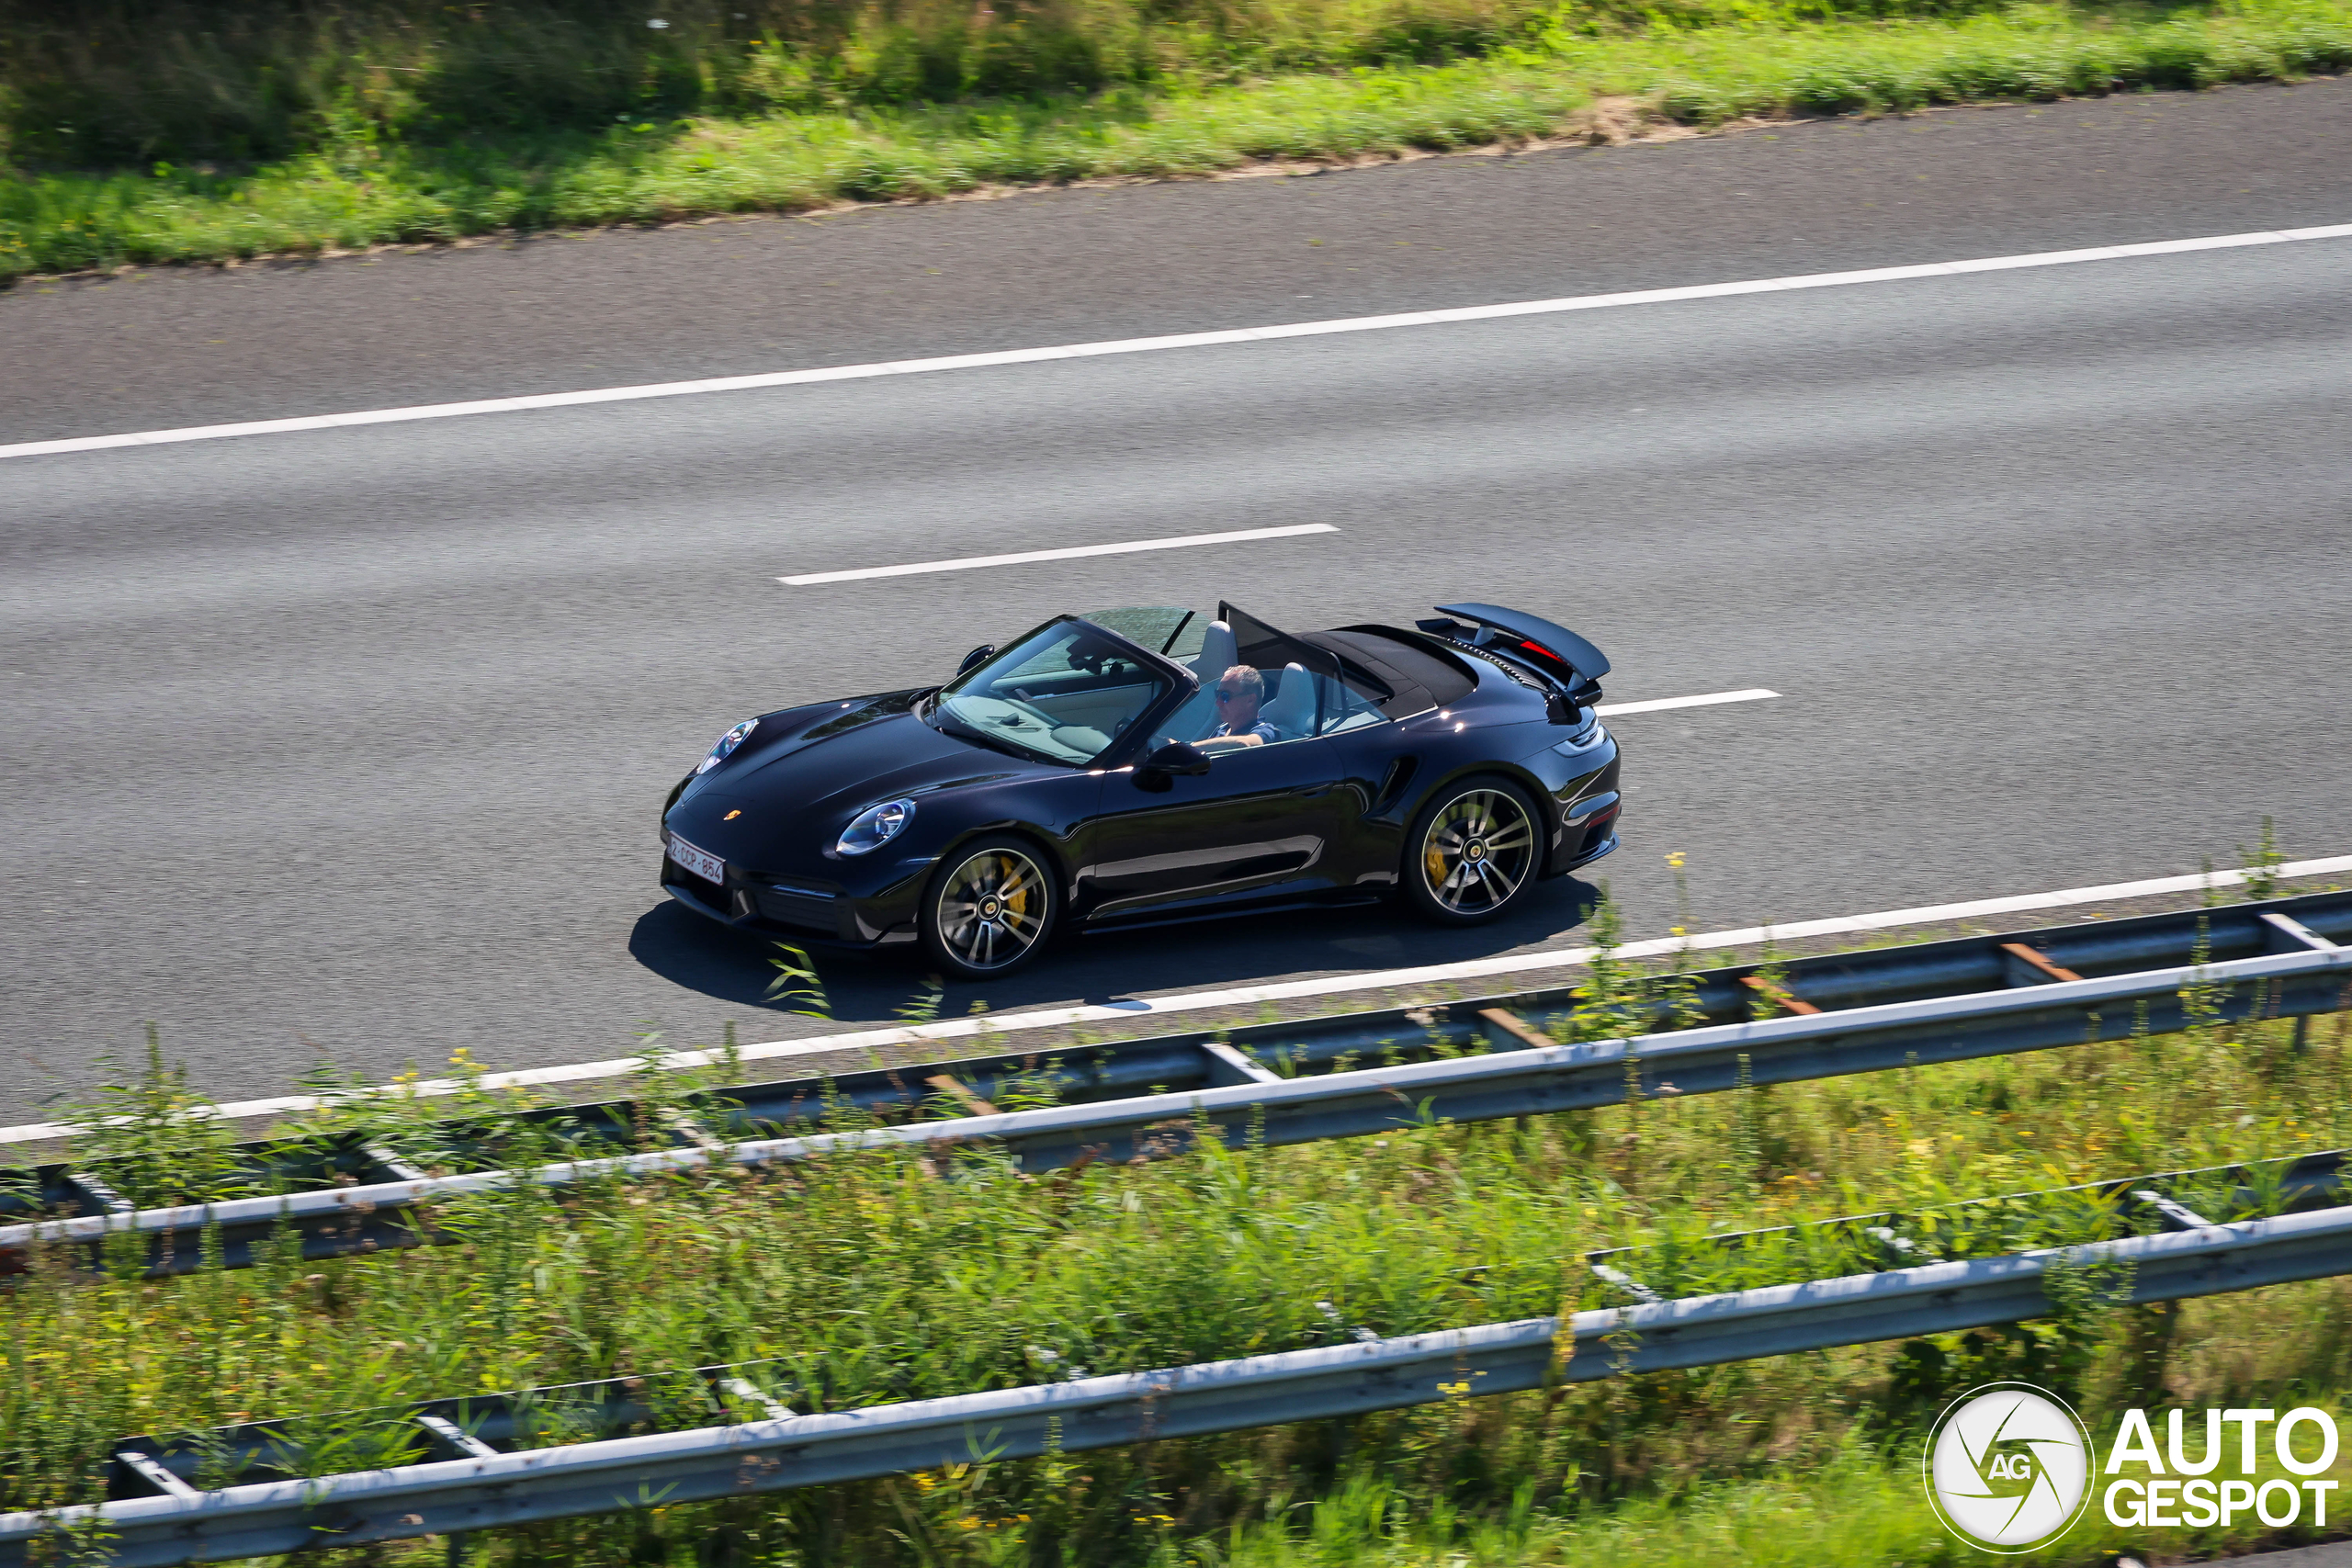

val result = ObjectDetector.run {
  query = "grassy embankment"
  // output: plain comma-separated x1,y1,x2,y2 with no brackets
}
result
6,897,2352,1566
2,0,2350,282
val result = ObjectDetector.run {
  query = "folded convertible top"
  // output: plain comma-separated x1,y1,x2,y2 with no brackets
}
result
1308,628,1473,718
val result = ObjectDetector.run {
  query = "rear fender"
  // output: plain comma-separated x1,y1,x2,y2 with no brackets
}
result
1404,760,1569,878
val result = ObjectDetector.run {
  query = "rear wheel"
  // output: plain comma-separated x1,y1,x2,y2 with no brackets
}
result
920,837,1059,980
1403,777,1543,925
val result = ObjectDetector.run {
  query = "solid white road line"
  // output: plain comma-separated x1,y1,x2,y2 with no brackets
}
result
1595,688,1779,717
779,524,1339,584
6,852,2346,1145
7,223,2350,462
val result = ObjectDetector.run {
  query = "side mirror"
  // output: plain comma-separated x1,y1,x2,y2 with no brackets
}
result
1136,741,1212,788
956,644,995,678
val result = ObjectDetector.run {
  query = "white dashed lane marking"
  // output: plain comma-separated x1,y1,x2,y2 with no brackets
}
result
776,524,1339,584
1595,689,1779,716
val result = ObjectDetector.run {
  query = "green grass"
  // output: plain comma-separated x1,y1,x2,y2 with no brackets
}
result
7,991,2351,1563
5,0,2351,283
1208,1430,2346,1565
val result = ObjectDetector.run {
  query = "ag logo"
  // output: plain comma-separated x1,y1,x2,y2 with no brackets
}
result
1924,1382,2097,1552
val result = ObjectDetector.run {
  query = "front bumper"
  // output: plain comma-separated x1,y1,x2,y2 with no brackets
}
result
660,840,926,949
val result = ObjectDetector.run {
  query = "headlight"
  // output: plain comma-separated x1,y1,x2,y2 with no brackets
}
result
837,797,916,856
695,718,758,775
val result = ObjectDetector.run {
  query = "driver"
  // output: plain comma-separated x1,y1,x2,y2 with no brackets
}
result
1197,665,1279,751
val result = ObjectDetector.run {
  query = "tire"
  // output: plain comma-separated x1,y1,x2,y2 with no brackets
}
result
919,836,1060,980
1402,776,1544,926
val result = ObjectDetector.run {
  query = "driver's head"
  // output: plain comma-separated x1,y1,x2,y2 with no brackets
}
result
1215,664,1264,728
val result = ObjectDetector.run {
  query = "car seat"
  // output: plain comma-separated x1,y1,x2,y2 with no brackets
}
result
1260,661,1316,741
1192,620,1238,679
1166,620,1238,743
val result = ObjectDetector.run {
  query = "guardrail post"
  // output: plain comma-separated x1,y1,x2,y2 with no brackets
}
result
715,1376,794,1421
1999,942,2084,986
363,1144,428,1181
923,1075,999,1116
1314,1300,1378,1343
64,1173,134,1218
111,1450,198,1500
2261,916,2335,1055
1476,1008,1556,1048
2262,912,2339,953
1198,1043,1281,1088
1739,976,1819,1015
1864,1225,1927,1261
416,1415,500,1460
658,1110,732,1155
1589,1261,1663,1304
2132,1190,2216,1231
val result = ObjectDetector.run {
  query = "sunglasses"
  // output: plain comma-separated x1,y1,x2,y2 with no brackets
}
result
1215,689,1252,702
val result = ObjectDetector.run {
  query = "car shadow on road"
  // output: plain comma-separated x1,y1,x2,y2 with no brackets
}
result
626,878,1607,1030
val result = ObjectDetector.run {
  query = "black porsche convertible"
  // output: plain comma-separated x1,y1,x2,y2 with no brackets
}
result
661,602,1622,979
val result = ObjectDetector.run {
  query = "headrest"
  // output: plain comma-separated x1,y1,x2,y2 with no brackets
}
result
1261,660,1316,739
1195,619,1238,679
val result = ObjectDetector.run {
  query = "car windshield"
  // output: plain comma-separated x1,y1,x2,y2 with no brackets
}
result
927,617,1170,765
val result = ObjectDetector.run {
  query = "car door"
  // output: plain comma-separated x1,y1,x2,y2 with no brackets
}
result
1080,734,1346,917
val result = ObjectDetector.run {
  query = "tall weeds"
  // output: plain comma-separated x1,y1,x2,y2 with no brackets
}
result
6,1005,2348,1562
0,0,2050,170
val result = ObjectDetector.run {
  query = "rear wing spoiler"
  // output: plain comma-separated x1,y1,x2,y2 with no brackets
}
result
1419,603,1609,706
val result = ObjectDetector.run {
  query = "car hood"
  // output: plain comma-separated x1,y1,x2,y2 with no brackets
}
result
667,689,1038,863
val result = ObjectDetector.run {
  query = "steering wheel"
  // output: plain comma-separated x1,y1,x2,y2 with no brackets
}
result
998,694,1059,729
957,694,1053,731
1066,635,1135,678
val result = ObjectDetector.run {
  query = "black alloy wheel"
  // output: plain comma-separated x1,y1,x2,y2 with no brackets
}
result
920,837,1059,979
1404,777,1542,924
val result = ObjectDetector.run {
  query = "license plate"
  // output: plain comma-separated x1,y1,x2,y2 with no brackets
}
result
667,833,726,885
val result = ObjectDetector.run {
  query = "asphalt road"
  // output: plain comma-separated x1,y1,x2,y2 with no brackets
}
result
2211,1543,2352,1568
5,85,2351,1122
8,79,2352,442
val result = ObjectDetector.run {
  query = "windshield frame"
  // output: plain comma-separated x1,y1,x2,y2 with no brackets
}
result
923,615,1194,769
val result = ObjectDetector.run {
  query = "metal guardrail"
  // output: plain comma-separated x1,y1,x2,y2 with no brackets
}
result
69,1146,2351,1499
11,1162,2351,1567
5,891,2346,1278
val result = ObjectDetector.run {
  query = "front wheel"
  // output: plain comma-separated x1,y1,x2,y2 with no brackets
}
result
920,837,1060,980
1402,777,1543,925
